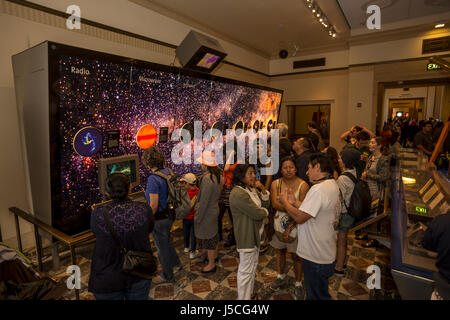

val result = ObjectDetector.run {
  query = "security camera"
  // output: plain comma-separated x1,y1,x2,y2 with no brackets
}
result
279,49,288,59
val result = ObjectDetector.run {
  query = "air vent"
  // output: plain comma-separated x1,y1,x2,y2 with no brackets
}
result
293,58,326,69
422,36,450,54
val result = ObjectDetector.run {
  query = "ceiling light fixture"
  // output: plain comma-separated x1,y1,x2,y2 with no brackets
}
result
303,0,337,38
435,23,445,28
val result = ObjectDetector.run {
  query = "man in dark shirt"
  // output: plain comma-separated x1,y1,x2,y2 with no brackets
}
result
273,123,292,181
414,121,435,157
343,131,371,178
422,213,450,300
292,137,314,186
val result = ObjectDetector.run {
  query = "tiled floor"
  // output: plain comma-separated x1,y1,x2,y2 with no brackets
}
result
24,217,401,300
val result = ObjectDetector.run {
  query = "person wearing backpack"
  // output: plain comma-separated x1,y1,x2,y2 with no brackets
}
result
334,148,361,276
142,146,181,283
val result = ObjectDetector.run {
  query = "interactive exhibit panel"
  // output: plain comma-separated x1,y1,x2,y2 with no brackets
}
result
12,41,283,235
391,148,449,299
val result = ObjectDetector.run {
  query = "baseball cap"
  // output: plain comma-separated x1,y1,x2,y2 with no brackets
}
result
180,173,197,185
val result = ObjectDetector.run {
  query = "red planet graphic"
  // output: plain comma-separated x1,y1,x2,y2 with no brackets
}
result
136,124,157,149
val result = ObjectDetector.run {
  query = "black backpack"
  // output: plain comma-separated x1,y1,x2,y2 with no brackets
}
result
340,172,372,221
153,168,193,220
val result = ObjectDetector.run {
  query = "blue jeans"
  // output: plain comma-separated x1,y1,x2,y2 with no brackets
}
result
94,279,151,300
152,218,180,280
183,219,196,252
301,258,336,300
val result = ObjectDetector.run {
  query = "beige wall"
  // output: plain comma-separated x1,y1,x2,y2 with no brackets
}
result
270,69,349,151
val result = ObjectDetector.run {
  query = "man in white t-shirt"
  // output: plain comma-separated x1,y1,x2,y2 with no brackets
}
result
279,153,341,300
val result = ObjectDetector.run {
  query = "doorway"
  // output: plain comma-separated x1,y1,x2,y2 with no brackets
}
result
388,98,424,121
287,104,330,146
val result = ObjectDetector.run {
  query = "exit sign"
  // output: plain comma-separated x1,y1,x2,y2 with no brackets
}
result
427,63,441,71
415,206,427,214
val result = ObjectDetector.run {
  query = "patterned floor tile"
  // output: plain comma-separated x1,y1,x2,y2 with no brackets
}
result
350,247,376,260
184,277,219,299
205,285,238,300
256,268,278,285
18,217,400,300
192,279,212,294
341,280,369,297
273,292,294,300
348,257,372,270
154,284,175,299
220,257,238,268
220,273,237,290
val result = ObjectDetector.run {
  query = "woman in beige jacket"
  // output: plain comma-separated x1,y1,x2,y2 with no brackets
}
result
230,163,270,300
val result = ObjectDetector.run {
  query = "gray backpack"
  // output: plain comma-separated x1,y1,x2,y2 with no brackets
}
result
153,168,193,220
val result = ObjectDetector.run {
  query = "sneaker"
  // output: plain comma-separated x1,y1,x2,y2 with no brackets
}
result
334,269,345,277
294,285,305,300
184,248,190,253
189,252,198,259
269,277,285,291
153,274,174,284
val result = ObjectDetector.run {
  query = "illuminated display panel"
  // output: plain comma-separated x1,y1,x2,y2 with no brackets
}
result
49,43,283,234
197,53,221,69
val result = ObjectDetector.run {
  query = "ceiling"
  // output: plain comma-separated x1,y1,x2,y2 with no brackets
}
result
337,0,450,29
130,0,450,59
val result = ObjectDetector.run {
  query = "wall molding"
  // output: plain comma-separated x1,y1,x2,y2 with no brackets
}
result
3,1,449,79
2,0,271,78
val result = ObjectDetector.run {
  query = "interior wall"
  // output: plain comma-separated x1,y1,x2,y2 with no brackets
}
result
270,69,349,151
0,2,270,247
347,66,376,132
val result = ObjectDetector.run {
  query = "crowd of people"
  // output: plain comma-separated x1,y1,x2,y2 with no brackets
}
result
87,118,448,301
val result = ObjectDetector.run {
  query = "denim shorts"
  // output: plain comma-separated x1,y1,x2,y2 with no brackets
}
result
338,212,355,232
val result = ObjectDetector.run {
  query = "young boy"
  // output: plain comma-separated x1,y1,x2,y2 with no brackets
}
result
181,173,199,259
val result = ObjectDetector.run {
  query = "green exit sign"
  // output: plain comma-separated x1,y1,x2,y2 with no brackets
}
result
416,206,427,214
427,63,441,71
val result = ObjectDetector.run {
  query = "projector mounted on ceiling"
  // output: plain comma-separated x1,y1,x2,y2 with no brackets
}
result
176,30,227,73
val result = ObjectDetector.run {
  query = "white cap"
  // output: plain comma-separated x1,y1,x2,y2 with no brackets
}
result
180,173,197,185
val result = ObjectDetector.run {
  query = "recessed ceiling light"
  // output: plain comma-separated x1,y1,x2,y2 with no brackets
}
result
435,23,445,28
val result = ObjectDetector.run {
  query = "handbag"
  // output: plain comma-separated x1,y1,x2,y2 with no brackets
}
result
274,211,297,243
102,209,157,279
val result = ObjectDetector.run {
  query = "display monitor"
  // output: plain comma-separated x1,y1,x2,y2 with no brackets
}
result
98,154,140,195
197,53,221,69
